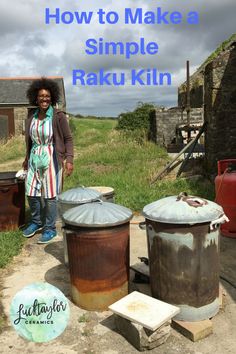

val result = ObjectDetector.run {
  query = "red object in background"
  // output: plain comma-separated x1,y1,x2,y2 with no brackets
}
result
215,159,236,238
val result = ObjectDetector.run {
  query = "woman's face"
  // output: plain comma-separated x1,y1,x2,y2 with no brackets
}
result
37,89,51,112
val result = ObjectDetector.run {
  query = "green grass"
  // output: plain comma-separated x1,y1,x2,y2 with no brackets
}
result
0,313,5,333
65,118,214,211
202,33,236,68
0,231,25,268
0,136,25,163
0,118,214,269
78,314,90,323
71,118,117,148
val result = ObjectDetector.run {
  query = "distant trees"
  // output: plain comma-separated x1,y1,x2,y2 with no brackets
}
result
116,102,157,143
117,102,155,130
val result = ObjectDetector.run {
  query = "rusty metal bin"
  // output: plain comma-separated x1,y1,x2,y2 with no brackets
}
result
142,193,228,321
0,172,25,231
58,187,102,265
62,201,132,311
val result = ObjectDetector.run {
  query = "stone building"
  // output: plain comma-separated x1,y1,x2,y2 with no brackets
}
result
150,107,203,147
204,42,236,173
0,77,66,139
178,33,236,174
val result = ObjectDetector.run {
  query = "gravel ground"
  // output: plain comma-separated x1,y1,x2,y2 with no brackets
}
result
0,217,235,354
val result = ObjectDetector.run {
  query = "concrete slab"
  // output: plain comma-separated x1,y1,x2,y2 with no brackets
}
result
129,216,147,266
130,262,150,277
109,291,180,331
115,315,170,351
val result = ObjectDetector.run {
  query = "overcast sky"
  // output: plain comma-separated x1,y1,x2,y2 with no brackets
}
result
0,0,235,116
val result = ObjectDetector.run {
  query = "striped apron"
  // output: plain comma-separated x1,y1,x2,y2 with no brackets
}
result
25,108,63,198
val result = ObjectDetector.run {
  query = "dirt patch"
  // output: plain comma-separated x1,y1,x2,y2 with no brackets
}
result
0,220,236,354
0,246,28,334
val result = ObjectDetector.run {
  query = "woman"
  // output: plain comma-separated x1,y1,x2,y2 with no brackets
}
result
22,77,73,244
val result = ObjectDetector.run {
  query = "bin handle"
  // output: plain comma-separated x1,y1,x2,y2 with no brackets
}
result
61,226,75,233
0,187,10,193
210,214,229,231
139,221,146,230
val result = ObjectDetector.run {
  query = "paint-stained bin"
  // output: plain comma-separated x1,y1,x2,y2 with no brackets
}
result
142,193,228,321
88,186,115,203
58,187,102,265
0,172,25,231
62,201,133,310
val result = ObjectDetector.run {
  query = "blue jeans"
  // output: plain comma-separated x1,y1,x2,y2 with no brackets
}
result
28,196,57,232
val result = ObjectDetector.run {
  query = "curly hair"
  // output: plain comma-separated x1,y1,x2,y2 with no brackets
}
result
27,77,61,106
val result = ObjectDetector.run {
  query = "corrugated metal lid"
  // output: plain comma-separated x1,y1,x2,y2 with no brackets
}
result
58,187,102,204
62,202,133,227
142,194,224,224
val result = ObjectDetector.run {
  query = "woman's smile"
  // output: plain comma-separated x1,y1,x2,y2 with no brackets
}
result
37,89,51,112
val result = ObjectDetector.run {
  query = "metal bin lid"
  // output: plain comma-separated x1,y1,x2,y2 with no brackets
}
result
142,193,224,225
58,186,102,204
0,171,23,184
0,171,18,180
62,201,133,227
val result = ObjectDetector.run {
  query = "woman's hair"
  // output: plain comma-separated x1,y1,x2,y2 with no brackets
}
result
27,77,60,106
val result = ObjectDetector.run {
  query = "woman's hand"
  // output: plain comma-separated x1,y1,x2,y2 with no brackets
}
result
22,159,28,171
65,162,73,176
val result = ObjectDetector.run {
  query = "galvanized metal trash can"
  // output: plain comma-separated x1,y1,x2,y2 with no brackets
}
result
0,172,25,231
58,187,102,215
142,193,228,321
88,186,115,203
62,202,133,311
58,187,102,264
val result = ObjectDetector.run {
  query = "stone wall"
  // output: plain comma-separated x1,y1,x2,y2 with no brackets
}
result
204,44,236,173
150,107,203,147
12,102,66,136
14,107,28,135
0,114,8,139
178,76,204,108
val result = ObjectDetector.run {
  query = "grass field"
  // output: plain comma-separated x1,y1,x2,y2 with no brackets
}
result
0,136,25,164
65,118,214,210
0,118,214,268
0,231,24,268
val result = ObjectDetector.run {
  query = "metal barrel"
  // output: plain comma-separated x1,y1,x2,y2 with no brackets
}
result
57,187,102,265
0,172,25,231
146,220,220,321
65,222,130,310
88,186,115,203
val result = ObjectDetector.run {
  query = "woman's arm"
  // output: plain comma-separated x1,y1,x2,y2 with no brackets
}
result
56,112,74,175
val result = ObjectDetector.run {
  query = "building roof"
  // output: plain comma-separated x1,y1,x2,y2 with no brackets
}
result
0,77,66,106
179,33,236,91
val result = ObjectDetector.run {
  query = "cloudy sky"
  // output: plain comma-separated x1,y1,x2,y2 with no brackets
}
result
0,0,235,116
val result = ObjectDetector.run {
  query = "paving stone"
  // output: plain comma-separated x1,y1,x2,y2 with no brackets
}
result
109,291,180,331
171,319,213,342
115,315,170,351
